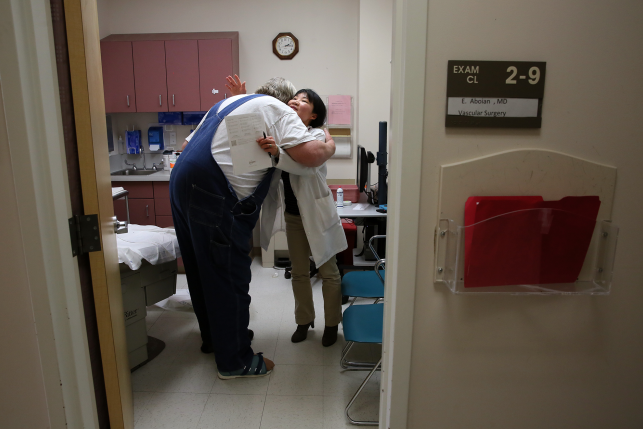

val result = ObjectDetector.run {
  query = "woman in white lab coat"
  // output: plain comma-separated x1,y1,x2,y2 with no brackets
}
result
258,89,347,347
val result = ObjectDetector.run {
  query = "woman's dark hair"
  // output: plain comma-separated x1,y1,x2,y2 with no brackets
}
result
295,89,326,128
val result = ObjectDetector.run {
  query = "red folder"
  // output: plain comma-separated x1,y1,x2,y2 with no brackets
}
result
464,196,601,288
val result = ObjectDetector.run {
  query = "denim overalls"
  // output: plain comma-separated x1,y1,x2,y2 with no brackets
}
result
169,94,273,371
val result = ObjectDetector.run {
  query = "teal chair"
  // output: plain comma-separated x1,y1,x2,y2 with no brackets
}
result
341,303,384,426
341,235,386,307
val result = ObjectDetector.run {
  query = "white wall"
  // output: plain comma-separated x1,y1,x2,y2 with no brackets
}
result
408,1,643,427
99,0,362,180
358,0,393,185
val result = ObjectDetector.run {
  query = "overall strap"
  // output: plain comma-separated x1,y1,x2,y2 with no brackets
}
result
215,94,267,121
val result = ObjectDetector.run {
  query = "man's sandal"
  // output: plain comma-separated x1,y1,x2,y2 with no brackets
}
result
217,353,272,380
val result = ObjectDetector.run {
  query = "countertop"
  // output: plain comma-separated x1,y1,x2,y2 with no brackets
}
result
110,170,172,182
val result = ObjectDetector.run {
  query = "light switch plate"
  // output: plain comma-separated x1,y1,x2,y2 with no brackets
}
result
169,132,176,146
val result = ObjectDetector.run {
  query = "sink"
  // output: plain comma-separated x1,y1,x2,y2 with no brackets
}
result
111,169,160,176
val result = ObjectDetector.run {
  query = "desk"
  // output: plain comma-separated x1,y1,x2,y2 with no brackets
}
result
260,204,387,268
337,204,386,268
337,204,387,219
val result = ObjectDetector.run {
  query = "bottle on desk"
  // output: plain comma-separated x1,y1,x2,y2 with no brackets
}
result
337,188,344,208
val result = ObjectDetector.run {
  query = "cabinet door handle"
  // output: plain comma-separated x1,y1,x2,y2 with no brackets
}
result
172,94,175,106
159,95,162,106
146,205,149,217
127,95,130,107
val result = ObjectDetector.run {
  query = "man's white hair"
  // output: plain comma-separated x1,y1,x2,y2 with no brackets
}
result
255,77,296,104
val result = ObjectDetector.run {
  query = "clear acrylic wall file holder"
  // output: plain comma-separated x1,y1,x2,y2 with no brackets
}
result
434,209,619,295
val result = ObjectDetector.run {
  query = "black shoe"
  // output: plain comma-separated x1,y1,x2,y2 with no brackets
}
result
291,322,314,343
201,329,255,354
322,325,338,347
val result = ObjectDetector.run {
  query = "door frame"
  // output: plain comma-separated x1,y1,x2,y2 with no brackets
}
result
379,0,428,427
0,0,100,427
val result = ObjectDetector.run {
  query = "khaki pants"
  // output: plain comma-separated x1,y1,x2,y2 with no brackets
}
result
285,212,342,327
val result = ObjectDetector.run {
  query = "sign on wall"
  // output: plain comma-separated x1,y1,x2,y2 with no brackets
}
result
446,60,546,128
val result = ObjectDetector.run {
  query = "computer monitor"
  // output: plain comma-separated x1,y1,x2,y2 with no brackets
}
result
377,121,388,205
356,122,388,204
356,145,367,193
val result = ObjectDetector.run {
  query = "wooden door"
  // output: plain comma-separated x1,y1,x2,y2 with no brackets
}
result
64,0,133,427
132,41,168,112
100,41,136,113
165,40,201,112
199,39,233,110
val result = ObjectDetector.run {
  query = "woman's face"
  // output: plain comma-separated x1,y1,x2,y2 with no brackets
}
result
288,93,317,126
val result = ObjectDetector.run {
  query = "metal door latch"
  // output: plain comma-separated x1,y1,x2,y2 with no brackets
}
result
68,214,101,257
113,216,128,234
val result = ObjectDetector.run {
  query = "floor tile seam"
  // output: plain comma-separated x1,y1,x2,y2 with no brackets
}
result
258,383,270,429
273,295,287,344
190,392,214,429
207,390,270,396
266,393,330,398
149,388,215,394
264,392,325,397
145,314,163,331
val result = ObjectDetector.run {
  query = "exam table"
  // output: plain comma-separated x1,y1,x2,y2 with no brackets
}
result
117,224,181,369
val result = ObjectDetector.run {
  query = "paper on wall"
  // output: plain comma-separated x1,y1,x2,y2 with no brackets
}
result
225,112,272,175
327,95,352,125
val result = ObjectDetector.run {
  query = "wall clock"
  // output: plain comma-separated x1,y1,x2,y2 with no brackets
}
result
272,32,299,60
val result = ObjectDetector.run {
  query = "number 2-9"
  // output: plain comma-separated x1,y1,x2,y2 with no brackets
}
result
506,66,540,84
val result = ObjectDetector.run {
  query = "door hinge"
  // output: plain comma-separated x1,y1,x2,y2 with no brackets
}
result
68,214,102,257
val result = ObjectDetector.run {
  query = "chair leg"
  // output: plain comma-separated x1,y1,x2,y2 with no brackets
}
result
340,342,354,369
346,357,381,426
341,341,380,371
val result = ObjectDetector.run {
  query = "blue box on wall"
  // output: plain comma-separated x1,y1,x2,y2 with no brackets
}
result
158,112,182,125
183,111,207,126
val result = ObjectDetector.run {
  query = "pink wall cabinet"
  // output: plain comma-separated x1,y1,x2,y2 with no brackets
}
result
101,41,136,113
199,39,233,111
102,33,239,113
132,41,168,112
165,40,201,112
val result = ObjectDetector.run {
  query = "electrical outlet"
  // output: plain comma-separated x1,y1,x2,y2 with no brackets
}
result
169,132,177,146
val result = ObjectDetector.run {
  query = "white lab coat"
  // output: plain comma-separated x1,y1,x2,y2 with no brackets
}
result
260,145,347,268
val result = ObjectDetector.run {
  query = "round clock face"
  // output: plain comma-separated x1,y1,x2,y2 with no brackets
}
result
276,36,295,56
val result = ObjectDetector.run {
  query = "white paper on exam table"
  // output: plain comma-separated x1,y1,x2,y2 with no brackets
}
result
225,112,272,175
117,224,181,270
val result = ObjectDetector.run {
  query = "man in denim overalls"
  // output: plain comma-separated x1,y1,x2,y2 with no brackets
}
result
170,78,334,378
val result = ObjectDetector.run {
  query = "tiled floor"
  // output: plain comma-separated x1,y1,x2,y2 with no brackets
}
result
132,257,381,429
